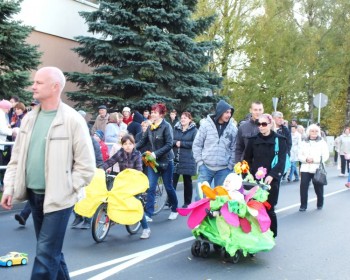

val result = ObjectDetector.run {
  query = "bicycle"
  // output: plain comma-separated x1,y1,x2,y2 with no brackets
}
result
92,175,168,242
148,177,167,215
91,173,144,243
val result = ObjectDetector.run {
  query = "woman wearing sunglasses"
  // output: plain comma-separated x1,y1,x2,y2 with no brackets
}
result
244,113,287,238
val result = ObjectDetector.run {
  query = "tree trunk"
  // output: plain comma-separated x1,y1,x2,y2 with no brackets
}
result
307,82,314,123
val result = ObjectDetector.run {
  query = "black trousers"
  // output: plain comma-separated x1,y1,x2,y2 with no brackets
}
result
173,173,193,206
340,155,350,174
300,172,324,209
266,179,280,238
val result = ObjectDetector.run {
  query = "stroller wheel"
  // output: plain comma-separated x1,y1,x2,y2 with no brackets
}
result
231,250,241,264
200,242,210,258
221,249,241,264
213,244,222,253
191,240,201,257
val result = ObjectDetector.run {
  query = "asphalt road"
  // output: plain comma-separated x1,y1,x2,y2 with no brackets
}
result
1,165,350,280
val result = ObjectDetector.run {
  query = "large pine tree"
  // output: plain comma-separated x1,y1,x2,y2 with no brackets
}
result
66,0,222,118
0,0,41,101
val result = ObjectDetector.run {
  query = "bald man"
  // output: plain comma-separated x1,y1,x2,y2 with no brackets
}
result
1,67,95,279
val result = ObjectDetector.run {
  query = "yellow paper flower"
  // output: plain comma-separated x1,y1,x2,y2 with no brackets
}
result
241,160,250,174
234,162,242,174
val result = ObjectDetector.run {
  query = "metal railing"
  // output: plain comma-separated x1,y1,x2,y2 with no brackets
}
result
0,141,115,170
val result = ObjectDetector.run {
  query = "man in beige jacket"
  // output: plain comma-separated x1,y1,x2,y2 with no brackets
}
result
1,67,95,279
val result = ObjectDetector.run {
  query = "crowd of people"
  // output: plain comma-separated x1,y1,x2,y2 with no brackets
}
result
0,65,344,279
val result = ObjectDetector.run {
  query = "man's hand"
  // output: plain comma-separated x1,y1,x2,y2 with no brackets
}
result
1,194,13,210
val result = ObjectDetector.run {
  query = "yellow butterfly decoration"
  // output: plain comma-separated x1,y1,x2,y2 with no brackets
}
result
74,168,149,225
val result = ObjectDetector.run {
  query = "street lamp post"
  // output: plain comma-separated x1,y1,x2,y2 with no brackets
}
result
272,97,278,112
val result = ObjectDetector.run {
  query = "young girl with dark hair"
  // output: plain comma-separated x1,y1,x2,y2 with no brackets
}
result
102,134,151,239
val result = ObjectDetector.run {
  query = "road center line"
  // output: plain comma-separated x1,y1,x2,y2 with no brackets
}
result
70,237,194,277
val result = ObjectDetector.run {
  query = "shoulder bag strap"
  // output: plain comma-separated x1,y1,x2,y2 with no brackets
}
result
274,137,279,154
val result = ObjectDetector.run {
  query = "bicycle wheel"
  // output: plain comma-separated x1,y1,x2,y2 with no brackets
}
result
125,221,141,235
153,177,167,215
92,203,111,243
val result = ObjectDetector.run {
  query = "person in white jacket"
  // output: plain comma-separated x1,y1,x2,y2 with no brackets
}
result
338,127,350,176
0,99,13,189
298,124,329,211
288,126,301,182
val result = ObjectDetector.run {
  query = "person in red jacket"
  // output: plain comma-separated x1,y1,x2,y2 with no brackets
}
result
93,130,109,161
122,107,133,125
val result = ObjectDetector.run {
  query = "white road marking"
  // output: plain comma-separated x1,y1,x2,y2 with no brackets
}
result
70,188,349,279
70,237,194,278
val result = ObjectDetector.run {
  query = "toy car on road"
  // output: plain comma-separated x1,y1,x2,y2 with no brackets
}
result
0,252,28,267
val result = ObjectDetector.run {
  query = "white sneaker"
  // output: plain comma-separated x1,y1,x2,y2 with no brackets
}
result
168,212,178,220
140,228,151,239
145,215,153,222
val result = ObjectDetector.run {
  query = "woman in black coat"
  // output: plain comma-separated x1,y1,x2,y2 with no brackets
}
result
172,112,198,207
136,103,179,221
244,114,287,238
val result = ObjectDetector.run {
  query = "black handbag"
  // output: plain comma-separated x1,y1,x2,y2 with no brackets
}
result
312,156,327,185
157,162,169,173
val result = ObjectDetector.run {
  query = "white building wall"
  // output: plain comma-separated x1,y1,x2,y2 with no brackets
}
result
15,0,98,40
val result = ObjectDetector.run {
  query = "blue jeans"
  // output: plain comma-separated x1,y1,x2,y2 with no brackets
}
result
140,214,148,229
28,189,72,280
146,161,178,216
20,201,32,221
195,164,231,200
288,161,299,181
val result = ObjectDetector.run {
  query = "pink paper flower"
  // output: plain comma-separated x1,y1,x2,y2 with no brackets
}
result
255,167,267,180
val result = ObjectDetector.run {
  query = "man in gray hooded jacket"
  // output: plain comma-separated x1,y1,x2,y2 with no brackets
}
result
193,100,237,195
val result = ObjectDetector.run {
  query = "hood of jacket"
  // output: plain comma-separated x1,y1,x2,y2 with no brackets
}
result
174,121,196,131
214,100,234,122
132,111,144,124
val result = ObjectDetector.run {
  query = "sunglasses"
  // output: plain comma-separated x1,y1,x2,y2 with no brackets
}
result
257,122,269,127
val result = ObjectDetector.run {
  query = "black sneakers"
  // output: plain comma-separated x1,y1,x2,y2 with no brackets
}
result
71,216,84,228
15,214,26,226
80,220,91,229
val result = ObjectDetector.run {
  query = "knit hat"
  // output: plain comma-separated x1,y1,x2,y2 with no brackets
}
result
98,105,107,110
94,130,104,140
77,110,86,117
122,107,131,112
0,99,12,110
